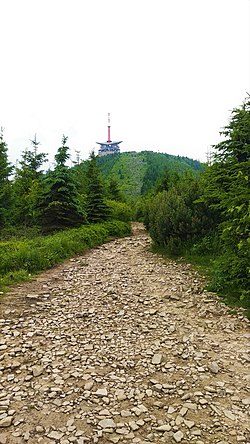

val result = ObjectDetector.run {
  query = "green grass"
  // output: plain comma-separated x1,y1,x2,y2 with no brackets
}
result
151,243,250,319
0,220,131,293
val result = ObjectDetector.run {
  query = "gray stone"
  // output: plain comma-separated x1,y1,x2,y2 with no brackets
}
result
173,430,184,442
47,431,64,440
32,365,44,377
0,417,13,428
208,361,220,374
156,424,171,432
98,419,116,429
96,388,108,397
152,353,163,365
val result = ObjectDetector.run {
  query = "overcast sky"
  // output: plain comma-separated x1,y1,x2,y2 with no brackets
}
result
1,0,249,166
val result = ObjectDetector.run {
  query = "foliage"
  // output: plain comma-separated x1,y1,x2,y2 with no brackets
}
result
106,200,133,222
201,98,250,304
0,220,131,292
97,150,203,199
146,172,210,255
38,136,87,232
13,136,48,226
86,151,110,223
0,128,13,228
107,177,124,201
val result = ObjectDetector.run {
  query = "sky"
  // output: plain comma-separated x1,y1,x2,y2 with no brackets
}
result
1,0,250,167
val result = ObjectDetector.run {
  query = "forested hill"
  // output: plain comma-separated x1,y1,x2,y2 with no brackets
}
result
97,150,203,198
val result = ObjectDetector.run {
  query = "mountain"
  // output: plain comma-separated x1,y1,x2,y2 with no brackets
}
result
97,150,204,199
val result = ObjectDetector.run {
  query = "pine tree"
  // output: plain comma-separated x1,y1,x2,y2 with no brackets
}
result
86,151,109,223
202,98,250,301
108,177,123,201
38,136,87,232
13,135,47,226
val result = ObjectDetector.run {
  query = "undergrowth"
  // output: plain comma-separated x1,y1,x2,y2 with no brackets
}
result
0,220,131,293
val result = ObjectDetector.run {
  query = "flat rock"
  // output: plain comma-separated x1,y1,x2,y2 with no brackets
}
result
96,388,108,397
98,419,116,429
173,430,184,442
0,417,13,428
152,353,163,365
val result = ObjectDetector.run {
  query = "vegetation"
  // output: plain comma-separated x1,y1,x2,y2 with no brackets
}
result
85,151,110,223
144,98,250,315
0,220,131,292
97,150,203,200
38,136,87,232
0,102,248,317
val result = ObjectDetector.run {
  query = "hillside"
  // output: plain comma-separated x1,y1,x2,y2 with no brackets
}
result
97,150,203,199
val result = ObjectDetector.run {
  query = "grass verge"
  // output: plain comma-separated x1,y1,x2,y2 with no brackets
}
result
0,220,131,293
151,243,250,319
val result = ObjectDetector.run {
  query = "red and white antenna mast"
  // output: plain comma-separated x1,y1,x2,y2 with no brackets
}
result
107,112,111,143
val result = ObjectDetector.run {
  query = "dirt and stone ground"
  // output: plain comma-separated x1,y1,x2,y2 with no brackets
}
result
0,224,249,444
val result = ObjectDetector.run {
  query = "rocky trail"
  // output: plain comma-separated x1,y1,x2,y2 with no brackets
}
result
0,224,249,444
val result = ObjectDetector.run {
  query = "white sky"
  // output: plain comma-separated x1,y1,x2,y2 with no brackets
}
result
1,0,250,166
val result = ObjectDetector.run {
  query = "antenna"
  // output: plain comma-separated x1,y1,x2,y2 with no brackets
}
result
107,112,111,143
75,149,80,165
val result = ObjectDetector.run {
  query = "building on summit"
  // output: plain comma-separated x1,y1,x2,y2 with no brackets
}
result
97,113,122,156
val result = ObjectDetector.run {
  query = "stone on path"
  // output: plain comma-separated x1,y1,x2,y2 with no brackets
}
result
0,417,13,428
152,353,162,365
98,419,116,429
173,430,184,442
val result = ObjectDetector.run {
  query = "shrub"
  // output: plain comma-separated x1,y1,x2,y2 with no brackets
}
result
106,200,132,222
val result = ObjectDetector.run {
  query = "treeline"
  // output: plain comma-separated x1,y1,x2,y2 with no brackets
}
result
142,99,250,311
0,133,132,236
97,150,203,199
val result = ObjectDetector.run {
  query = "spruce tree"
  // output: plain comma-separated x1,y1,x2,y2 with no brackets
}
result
86,151,109,223
202,98,250,301
13,135,47,226
38,136,87,232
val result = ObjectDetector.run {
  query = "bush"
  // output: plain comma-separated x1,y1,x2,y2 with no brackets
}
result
106,200,133,222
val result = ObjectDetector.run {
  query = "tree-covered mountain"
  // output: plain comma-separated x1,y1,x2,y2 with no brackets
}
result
96,150,203,199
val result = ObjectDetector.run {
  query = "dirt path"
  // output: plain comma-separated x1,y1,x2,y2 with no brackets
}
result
0,224,249,444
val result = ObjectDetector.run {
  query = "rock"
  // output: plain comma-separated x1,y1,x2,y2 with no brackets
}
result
96,388,108,397
184,419,195,428
152,353,163,365
156,424,171,432
223,409,236,421
84,380,94,390
173,430,184,442
0,417,13,428
47,431,64,440
98,419,116,429
208,361,220,374
242,396,250,405
36,425,44,433
32,365,44,377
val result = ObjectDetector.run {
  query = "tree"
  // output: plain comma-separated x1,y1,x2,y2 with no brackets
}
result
13,135,47,226
202,98,250,301
86,151,109,223
107,177,123,201
0,128,13,228
38,136,86,232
